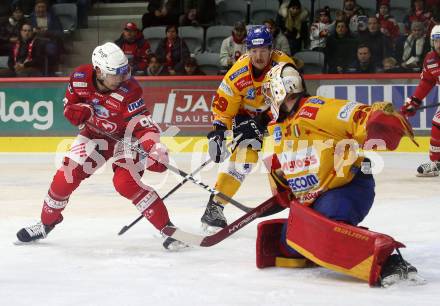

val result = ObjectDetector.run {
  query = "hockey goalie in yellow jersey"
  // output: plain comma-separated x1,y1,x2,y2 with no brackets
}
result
201,25,302,232
255,62,425,287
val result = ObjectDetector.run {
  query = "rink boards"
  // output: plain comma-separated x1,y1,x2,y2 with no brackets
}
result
0,74,436,152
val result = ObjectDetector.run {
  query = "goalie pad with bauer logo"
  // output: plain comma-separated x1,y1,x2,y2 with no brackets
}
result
285,202,404,286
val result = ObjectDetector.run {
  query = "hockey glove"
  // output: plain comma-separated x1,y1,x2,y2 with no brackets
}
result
233,119,264,151
144,142,169,173
367,101,417,150
64,103,93,126
400,96,422,117
207,128,228,163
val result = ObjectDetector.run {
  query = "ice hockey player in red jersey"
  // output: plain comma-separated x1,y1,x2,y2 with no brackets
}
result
16,42,186,250
402,25,440,176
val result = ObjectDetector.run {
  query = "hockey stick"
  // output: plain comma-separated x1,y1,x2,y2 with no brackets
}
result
418,102,440,110
118,134,242,235
161,195,280,247
86,122,253,213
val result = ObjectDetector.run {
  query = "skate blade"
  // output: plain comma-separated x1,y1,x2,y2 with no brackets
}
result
13,240,39,246
381,273,427,288
407,272,427,286
201,223,223,235
165,241,190,252
416,172,439,177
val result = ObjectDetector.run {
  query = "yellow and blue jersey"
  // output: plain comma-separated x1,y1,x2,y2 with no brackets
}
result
212,50,296,129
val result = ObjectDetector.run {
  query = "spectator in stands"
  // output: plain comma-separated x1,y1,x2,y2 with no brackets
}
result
309,7,334,52
0,22,46,77
183,0,216,25
179,7,200,27
342,0,366,34
182,56,205,75
54,0,91,29
144,53,169,76
426,7,440,38
277,0,309,54
0,4,28,56
10,0,34,16
155,24,190,75
142,0,181,29
382,56,408,73
346,44,378,73
403,0,432,33
29,0,63,72
264,18,291,55
359,16,393,67
395,21,430,71
325,20,358,73
376,0,400,41
219,21,247,70
114,22,151,75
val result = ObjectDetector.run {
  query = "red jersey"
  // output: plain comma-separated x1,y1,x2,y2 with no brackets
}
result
64,64,156,140
412,51,440,100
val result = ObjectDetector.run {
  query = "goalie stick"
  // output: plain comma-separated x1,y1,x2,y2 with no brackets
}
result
161,195,280,247
118,134,242,235
85,122,253,213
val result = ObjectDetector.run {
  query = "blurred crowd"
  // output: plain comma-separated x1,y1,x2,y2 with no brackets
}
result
1,0,440,77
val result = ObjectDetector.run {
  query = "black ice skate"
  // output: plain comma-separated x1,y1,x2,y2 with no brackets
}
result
162,236,189,251
161,221,188,251
416,161,440,177
379,252,424,287
16,222,56,243
201,195,227,234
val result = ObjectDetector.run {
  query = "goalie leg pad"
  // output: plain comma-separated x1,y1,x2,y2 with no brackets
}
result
286,202,404,285
256,219,310,269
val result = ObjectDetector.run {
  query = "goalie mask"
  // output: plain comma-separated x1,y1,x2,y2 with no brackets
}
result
92,42,131,84
262,62,304,121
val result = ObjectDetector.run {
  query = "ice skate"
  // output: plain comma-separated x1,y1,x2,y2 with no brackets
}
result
416,161,440,177
201,195,227,234
379,253,425,287
15,222,56,244
162,236,189,251
161,221,189,251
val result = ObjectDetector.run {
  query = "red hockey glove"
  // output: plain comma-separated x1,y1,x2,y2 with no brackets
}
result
64,103,93,126
367,102,417,150
143,141,169,173
400,96,422,117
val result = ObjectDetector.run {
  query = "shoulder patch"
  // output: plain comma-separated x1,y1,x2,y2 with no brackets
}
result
128,98,145,113
229,66,249,81
308,97,325,105
110,92,124,101
337,101,360,122
73,72,85,79
219,80,233,96
72,81,88,88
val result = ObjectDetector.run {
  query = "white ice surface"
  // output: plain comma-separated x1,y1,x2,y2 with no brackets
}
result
0,152,439,306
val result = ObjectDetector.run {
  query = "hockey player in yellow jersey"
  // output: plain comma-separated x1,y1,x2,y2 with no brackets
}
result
201,25,300,232
255,62,423,287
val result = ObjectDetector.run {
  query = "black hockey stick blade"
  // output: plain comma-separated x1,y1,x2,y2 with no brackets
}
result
161,195,280,247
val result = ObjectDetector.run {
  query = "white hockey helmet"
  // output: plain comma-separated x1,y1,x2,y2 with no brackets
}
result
431,25,440,47
262,62,304,120
92,42,130,81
